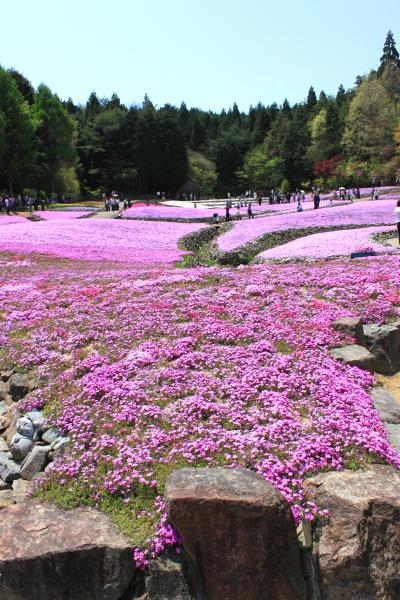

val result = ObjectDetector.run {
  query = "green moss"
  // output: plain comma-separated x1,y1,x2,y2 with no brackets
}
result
275,339,294,354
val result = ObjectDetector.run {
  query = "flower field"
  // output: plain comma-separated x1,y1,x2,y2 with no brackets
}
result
258,226,397,261
1,241,400,566
32,211,90,220
0,215,28,225
0,219,206,264
123,203,272,220
218,198,397,251
1,205,399,569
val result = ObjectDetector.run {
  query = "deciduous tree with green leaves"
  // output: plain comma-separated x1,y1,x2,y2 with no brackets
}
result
0,67,36,193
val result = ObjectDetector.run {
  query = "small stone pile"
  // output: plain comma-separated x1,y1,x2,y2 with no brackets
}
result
0,369,69,509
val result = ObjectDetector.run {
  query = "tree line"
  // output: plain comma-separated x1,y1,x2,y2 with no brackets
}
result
1,30,400,198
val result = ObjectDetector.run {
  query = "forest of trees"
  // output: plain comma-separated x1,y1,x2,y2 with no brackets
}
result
1,31,400,198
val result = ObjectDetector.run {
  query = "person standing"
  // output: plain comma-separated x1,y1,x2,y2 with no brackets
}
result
247,203,254,219
225,202,230,222
395,200,400,245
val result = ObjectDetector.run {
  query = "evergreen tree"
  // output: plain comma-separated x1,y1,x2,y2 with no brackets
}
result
282,107,311,187
318,91,328,106
252,104,270,145
306,86,317,109
190,116,205,150
248,105,256,132
282,98,291,117
336,84,347,107
178,101,190,142
85,92,101,121
8,69,35,105
378,30,400,75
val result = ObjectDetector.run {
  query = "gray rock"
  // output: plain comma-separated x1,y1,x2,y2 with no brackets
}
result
145,549,203,600
0,489,14,509
306,465,400,599
331,317,365,345
41,427,59,444
0,500,135,600
0,451,20,483
0,398,7,414
51,436,70,457
0,369,14,383
364,323,400,374
371,387,400,424
0,381,10,402
0,438,9,452
12,478,31,503
25,410,44,422
0,480,11,491
8,373,31,401
329,344,375,372
0,411,12,432
166,467,307,600
20,446,50,480
386,423,400,451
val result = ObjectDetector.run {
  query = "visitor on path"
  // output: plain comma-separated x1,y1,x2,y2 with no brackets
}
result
395,200,400,245
236,205,241,220
225,203,230,222
5,197,10,215
247,203,254,219
374,190,379,201
297,200,303,212
313,193,320,209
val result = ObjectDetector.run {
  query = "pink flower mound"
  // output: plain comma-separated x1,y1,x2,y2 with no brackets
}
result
218,199,397,251
0,219,206,264
258,226,397,260
33,211,89,220
1,253,399,565
123,203,272,220
0,215,27,225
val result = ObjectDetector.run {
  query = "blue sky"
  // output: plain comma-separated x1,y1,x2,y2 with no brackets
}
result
1,0,399,112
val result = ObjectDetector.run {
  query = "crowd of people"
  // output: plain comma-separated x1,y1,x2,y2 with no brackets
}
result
103,192,132,212
0,194,53,214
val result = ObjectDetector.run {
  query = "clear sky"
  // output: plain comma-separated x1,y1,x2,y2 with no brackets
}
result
1,0,399,112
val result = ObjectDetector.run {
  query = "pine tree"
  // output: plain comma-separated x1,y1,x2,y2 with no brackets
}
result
378,30,400,75
306,86,317,110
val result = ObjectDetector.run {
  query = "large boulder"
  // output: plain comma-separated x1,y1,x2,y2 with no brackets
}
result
363,324,400,374
371,387,400,424
329,344,375,372
306,465,400,599
166,467,307,600
0,500,135,600
331,317,365,346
